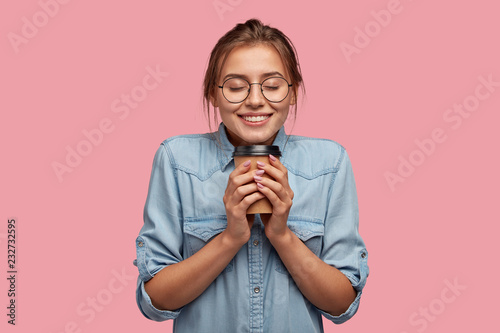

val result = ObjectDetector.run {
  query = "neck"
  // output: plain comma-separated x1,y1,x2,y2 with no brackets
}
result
225,128,278,147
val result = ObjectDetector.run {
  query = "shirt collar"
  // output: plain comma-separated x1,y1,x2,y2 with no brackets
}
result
215,122,288,171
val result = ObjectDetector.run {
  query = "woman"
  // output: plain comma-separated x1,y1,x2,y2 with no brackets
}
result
134,18,368,332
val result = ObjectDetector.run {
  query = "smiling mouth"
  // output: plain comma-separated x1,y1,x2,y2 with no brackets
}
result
239,114,271,123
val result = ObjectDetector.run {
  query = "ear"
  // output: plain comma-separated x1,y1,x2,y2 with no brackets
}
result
210,89,219,108
289,89,297,105
210,96,218,108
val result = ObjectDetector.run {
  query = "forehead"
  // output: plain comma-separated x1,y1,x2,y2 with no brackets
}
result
220,44,286,78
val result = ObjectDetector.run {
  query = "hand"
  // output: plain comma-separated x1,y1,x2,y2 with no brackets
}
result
222,160,266,246
253,155,294,242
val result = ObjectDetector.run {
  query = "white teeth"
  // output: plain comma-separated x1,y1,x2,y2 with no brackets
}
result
242,115,270,122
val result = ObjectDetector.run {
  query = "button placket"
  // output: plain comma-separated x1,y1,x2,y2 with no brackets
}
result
248,218,264,331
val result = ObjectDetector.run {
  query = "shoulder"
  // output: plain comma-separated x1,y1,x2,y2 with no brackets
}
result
157,132,221,180
283,135,347,178
161,132,217,154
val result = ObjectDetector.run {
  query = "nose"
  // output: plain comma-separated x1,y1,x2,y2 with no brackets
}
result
245,83,265,107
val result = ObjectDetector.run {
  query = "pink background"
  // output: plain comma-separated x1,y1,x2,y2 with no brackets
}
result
1,0,499,332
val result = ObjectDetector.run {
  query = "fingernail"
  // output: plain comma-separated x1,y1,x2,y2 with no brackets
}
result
255,169,265,176
256,182,264,189
243,160,251,167
254,175,262,181
269,154,277,162
257,161,265,167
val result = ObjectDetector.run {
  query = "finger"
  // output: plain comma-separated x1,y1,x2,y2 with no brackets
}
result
256,160,290,190
268,154,287,173
229,182,261,204
225,186,265,218
226,160,254,193
233,159,252,176
255,182,289,214
254,176,291,203
239,191,266,211
231,165,265,189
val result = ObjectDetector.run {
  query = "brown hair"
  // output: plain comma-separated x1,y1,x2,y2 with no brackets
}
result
203,18,305,132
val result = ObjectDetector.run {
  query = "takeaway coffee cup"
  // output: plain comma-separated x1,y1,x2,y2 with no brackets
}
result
233,145,282,214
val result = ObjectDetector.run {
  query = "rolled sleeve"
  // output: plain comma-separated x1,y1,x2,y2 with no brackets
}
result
134,142,185,321
136,277,182,321
320,147,369,324
318,290,363,324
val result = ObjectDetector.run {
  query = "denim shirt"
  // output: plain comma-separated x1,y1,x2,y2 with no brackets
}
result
134,123,369,333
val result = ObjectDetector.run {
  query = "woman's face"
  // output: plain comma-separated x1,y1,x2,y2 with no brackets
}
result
214,44,295,146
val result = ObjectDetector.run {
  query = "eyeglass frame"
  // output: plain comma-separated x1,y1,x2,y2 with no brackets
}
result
217,76,293,104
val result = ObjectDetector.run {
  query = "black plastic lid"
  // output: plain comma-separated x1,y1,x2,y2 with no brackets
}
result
232,145,282,157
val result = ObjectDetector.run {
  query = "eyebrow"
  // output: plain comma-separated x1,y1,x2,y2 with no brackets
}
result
222,71,285,81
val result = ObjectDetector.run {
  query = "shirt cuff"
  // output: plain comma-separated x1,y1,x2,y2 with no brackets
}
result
136,277,182,322
319,290,362,325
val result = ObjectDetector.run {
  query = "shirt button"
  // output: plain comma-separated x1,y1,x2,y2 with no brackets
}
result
254,287,260,293
253,240,259,246
138,241,144,247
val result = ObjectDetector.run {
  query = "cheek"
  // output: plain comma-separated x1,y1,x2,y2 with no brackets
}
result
218,97,242,114
218,104,240,121
276,105,290,119
219,103,238,115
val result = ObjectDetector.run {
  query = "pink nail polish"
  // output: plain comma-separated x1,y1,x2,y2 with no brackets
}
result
243,160,251,167
256,182,264,189
269,154,277,162
257,161,265,167
254,175,263,181
255,169,265,176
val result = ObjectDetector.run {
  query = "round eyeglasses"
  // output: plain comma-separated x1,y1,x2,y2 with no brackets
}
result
218,77,293,103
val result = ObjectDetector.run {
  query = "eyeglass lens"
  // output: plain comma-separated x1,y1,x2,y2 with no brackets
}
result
222,77,290,103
